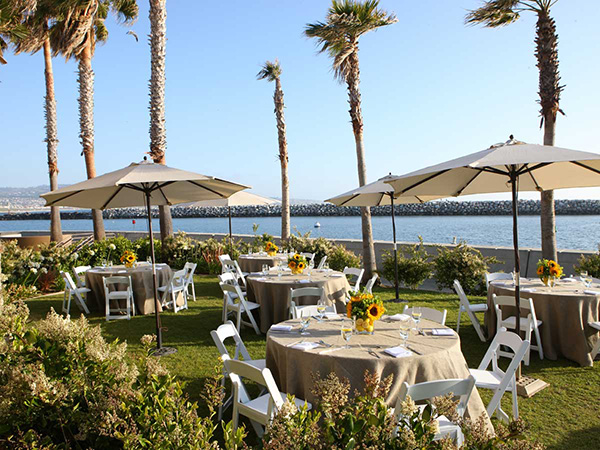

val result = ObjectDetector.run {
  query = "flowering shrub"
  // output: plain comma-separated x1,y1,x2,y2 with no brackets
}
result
382,236,434,289
433,242,500,295
574,246,600,278
0,302,234,449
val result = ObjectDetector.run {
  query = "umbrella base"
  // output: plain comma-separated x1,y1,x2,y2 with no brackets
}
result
516,375,549,398
390,298,408,303
151,346,178,357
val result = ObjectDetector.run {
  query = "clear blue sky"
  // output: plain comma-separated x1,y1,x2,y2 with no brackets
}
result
1,0,599,201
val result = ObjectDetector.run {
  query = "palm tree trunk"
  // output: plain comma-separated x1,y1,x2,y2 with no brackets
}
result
347,49,376,279
149,0,173,242
78,40,105,241
43,38,62,243
536,9,561,261
274,78,290,241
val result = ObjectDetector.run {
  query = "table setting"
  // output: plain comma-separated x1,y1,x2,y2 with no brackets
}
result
486,263,600,366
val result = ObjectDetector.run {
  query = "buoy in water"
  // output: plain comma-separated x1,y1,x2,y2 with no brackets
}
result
314,222,321,228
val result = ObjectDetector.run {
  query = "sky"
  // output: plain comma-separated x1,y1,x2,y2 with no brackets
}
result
1,0,600,202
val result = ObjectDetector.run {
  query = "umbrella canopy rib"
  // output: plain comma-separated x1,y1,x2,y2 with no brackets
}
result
101,186,125,210
48,190,83,206
187,180,227,198
455,170,483,197
571,161,600,176
399,169,451,195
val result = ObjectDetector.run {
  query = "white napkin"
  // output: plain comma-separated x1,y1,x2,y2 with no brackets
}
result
384,346,413,358
331,274,343,278
297,279,311,284
431,328,455,336
291,342,320,351
323,312,341,320
521,288,536,293
584,290,600,296
270,324,293,332
562,277,577,282
117,270,127,273
386,313,411,321
252,277,267,282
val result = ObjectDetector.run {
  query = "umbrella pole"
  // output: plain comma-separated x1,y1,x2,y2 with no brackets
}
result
389,194,401,302
228,206,233,254
145,192,163,349
510,169,521,334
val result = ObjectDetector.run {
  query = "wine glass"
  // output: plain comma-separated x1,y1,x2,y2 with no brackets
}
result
341,318,354,349
300,316,311,335
323,261,330,277
147,256,152,265
581,271,592,288
277,261,283,279
316,298,327,321
307,258,314,281
262,264,269,276
411,307,422,333
398,316,412,349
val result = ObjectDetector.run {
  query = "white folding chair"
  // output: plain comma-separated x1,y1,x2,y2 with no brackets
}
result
103,275,135,321
61,271,91,315
73,265,91,288
469,328,530,422
395,376,476,446
158,269,188,313
219,272,242,321
289,287,335,319
183,262,197,301
300,252,315,264
210,321,266,422
316,255,328,269
485,272,513,289
219,254,232,273
221,258,248,289
590,322,600,359
219,282,261,334
224,357,311,438
364,274,379,293
493,294,543,365
453,280,488,342
343,266,365,291
403,305,447,326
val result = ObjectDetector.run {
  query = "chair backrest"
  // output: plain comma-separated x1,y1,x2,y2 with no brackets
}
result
453,280,469,307
210,321,253,362
453,279,487,342
300,252,315,263
219,272,239,286
395,376,476,419
224,358,284,417
485,272,513,288
184,262,197,279
493,294,537,330
219,254,232,264
290,287,324,301
61,271,78,291
343,267,365,290
364,274,378,293
103,276,132,292
403,305,447,326
73,265,91,287
220,282,246,304
171,269,187,287
317,255,328,270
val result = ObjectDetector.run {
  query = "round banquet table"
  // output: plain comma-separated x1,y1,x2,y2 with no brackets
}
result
266,317,492,431
85,264,173,315
246,271,351,333
486,278,600,367
238,254,288,273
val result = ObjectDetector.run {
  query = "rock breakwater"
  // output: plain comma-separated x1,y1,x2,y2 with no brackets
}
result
2,199,600,221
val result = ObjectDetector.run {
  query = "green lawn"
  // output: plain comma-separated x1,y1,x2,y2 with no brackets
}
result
25,275,600,449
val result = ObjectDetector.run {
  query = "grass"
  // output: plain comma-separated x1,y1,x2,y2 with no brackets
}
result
25,275,600,449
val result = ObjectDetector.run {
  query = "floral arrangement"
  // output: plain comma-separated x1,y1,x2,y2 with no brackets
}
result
288,253,308,275
120,250,137,268
265,241,279,256
346,290,386,333
536,259,563,286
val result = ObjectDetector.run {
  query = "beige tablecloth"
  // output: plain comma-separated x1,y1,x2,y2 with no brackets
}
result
266,318,492,430
246,271,351,333
486,278,600,367
85,264,172,315
238,254,288,273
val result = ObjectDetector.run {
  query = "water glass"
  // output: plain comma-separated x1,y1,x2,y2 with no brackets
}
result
581,271,592,288
316,299,327,321
277,261,283,278
511,271,517,286
323,262,330,277
398,317,412,348
262,264,269,275
411,307,422,332
341,318,354,349
147,257,152,265
300,316,311,335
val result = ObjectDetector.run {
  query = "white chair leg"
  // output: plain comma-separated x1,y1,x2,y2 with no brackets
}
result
511,382,519,419
246,309,261,335
534,326,544,360
523,327,532,366
62,291,68,315
592,336,600,359
456,309,462,333
232,401,239,433
236,307,242,332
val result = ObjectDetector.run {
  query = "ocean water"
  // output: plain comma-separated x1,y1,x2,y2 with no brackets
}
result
1,215,600,251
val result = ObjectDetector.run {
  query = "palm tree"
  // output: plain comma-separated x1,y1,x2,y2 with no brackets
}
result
50,0,138,241
148,0,172,242
0,0,37,64
467,0,564,261
8,1,65,242
257,60,290,242
305,0,397,278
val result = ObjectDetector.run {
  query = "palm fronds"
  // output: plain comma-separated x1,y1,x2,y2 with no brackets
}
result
465,0,557,27
256,59,282,82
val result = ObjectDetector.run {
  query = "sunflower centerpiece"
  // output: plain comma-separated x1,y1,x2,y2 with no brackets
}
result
346,290,386,334
536,259,563,287
120,250,137,269
265,241,279,257
288,253,307,275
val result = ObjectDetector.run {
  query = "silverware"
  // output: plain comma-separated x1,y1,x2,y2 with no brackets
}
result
367,349,380,359
318,340,333,348
286,339,305,347
407,346,423,355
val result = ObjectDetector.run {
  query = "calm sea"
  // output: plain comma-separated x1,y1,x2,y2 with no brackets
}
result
1,215,599,251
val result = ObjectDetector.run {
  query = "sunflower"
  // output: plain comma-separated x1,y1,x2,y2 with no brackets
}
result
298,262,305,270
366,303,385,321
549,267,559,276
266,242,273,250
536,266,544,276
548,260,557,268
346,301,353,318
294,254,301,261
289,260,296,269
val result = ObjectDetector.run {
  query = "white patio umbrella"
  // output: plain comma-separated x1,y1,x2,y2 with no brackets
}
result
384,136,600,330
326,174,441,301
182,191,280,240
41,158,249,354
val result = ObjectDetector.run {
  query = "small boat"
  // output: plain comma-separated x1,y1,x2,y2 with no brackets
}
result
314,222,321,228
